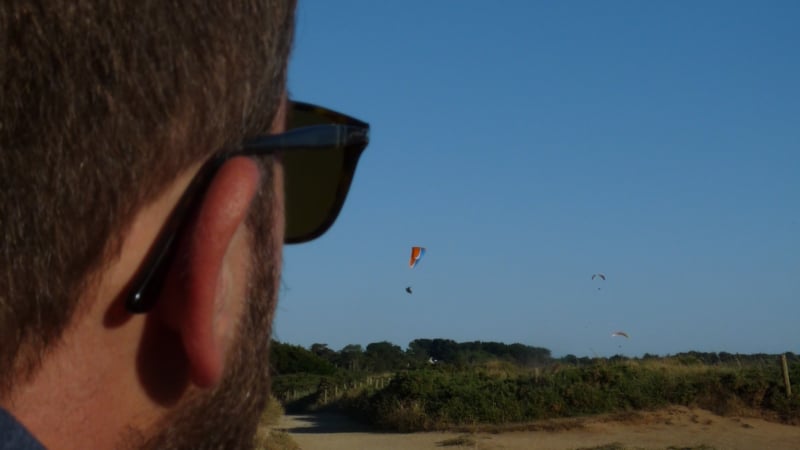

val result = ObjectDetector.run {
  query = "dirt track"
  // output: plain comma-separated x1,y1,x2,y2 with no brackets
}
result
278,407,800,449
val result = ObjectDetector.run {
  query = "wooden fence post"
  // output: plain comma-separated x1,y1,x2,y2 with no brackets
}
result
781,354,792,397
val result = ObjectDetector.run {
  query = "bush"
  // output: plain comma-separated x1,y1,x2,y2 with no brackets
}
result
343,361,800,431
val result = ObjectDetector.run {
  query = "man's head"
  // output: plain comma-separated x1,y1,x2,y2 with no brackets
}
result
1,1,296,448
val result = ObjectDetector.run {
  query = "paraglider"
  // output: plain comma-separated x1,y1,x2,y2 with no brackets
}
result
406,247,426,295
409,246,426,268
611,331,629,338
592,273,606,290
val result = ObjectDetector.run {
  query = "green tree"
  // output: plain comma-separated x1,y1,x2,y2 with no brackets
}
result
365,341,407,372
269,341,336,375
407,339,431,365
310,343,337,364
339,344,364,371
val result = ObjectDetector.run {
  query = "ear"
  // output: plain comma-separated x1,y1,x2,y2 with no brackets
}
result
157,156,262,388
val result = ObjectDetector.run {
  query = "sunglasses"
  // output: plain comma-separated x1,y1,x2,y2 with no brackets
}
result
125,101,370,313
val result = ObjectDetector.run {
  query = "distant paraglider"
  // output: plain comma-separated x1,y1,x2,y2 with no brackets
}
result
409,246,426,268
611,331,629,339
592,273,606,290
406,246,426,295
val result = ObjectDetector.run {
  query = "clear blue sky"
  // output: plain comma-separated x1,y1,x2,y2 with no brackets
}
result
274,1,799,358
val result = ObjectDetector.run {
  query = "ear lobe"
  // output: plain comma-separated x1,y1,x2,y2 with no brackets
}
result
158,156,262,388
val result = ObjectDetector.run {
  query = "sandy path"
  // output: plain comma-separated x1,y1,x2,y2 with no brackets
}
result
278,407,800,449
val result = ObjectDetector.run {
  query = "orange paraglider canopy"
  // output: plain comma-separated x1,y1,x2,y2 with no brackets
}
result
409,246,426,269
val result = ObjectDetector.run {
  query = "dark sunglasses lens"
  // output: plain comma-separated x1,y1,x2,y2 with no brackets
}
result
282,104,360,243
283,147,348,243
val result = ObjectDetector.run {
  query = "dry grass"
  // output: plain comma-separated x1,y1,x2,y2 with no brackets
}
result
261,394,285,425
449,417,587,434
254,429,301,450
574,443,626,450
665,446,717,450
254,395,301,450
574,444,717,450
436,434,478,447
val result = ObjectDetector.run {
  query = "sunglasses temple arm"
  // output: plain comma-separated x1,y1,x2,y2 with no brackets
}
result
124,161,220,313
125,225,180,313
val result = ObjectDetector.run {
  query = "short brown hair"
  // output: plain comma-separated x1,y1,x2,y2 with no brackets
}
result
0,0,296,397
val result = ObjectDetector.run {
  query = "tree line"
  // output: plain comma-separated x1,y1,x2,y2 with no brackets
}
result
270,338,799,378
270,338,553,376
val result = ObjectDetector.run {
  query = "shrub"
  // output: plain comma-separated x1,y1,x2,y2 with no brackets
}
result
342,361,800,431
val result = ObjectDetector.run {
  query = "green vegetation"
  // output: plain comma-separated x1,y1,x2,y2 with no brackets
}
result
270,341,336,376
341,360,799,431
270,339,799,432
270,338,555,412
272,338,552,375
